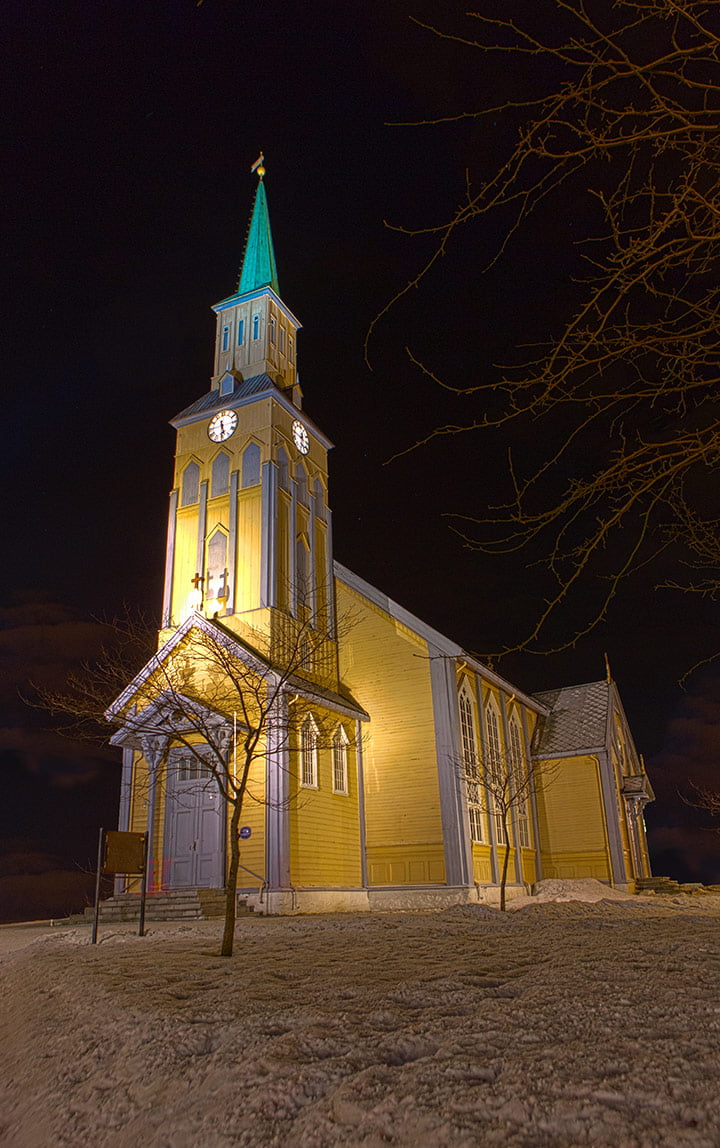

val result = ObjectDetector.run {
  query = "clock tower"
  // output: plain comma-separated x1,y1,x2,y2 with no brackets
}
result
160,160,337,682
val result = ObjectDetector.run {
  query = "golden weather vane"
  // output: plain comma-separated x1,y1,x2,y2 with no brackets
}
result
251,153,266,179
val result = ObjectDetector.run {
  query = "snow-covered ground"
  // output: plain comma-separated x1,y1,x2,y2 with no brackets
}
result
2,883,720,1147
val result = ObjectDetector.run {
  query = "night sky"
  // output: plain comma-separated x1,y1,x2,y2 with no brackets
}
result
3,0,719,912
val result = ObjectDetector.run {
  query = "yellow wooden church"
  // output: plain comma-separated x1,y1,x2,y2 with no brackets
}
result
107,165,654,912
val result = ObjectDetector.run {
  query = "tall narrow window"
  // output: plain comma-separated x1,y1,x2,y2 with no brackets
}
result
332,725,349,794
486,702,507,845
269,316,276,344
296,463,307,506
237,318,245,346
206,529,228,600
296,536,309,606
509,717,531,848
242,442,261,488
300,714,319,787
313,477,325,521
211,452,230,497
279,327,285,354
252,315,260,340
222,325,230,352
288,335,294,362
181,461,200,506
460,684,484,843
277,447,289,490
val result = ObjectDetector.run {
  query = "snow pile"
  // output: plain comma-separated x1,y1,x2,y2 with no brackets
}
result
2,902,720,1146
511,877,635,907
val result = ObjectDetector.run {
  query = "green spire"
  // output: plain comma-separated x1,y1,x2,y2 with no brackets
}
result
237,161,279,296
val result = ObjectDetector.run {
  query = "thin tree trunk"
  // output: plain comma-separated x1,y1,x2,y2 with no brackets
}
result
220,798,243,957
500,832,511,912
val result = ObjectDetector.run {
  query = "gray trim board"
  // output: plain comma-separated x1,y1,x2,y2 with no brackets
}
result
289,480,297,615
227,469,239,616
162,489,178,628
325,509,336,639
597,748,627,883
196,480,208,592
429,644,472,887
500,693,524,885
356,719,368,889
308,499,317,625
260,461,278,609
265,692,290,889
522,708,543,883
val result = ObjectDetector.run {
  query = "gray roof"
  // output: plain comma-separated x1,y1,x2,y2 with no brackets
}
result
171,373,282,425
532,680,610,756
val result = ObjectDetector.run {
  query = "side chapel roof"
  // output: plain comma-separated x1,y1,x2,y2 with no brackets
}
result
532,680,610,756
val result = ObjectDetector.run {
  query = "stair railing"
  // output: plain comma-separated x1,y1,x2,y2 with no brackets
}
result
236,863,267,905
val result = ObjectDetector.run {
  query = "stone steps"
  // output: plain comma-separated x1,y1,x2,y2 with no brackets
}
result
636,876,716,895
86,889,255,922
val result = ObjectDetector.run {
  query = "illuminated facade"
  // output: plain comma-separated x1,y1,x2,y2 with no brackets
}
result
108,168,654,911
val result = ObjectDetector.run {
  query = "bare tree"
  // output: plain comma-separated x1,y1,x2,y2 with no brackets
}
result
40,602,353,957
378,1,720,657
462,713,557,910
684,780,720,829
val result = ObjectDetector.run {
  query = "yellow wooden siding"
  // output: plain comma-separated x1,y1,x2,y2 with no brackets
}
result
234,488,262,612
336,581,444,884
289,726,362,886
368,844,445,887
535,754,611,880
232,751,267,884
276,491,290,611
472,844,493,884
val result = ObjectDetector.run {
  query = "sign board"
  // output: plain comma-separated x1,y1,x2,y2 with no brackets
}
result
239,826,252,839
103,830,147,875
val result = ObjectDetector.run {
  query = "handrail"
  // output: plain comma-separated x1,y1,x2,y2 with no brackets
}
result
237,863,267,904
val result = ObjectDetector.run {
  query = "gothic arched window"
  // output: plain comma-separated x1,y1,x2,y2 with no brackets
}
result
242,442,261,488
509,715,531,848
295,536,309,606
485,701,507,845
206,529,228,601
459,683,484,843
211,452,230,498
332,725,349,795
181,461,200,506
296,463,307,506
313,477,325,521
300,714,319,788
277,447,289,490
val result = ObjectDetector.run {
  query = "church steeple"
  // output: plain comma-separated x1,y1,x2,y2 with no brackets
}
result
210,157,300,396
237,159,279,296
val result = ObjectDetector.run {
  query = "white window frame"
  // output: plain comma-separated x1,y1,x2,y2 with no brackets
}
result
509,715,531,849
300,714,319,788
332,725,349,795
459,683,485,843
485,700,507,846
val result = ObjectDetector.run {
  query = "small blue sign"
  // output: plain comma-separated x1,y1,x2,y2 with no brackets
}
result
239,826,252,839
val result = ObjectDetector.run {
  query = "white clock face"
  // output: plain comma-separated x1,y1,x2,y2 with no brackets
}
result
292,419,309,455
208,409,238,443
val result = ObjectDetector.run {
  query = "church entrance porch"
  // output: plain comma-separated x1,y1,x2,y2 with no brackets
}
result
163,750,226,889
